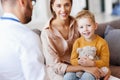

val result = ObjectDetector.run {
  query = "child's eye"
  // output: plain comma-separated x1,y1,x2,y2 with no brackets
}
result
87,25,91,27
79,26,83,28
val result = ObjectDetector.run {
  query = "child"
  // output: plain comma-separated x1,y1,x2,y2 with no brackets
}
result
70,10,110,80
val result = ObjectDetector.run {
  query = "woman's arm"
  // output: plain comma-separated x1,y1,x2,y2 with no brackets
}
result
104,68,111,80
41,29,68,75
66,65,102,79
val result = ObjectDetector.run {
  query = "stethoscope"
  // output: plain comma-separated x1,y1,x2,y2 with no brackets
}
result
0,17,20,22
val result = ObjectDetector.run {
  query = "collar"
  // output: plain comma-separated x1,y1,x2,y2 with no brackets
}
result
0,13,20,22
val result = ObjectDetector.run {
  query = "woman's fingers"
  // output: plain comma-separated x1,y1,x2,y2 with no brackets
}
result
104,68,111,80
93,68,101,79
85,67,101,79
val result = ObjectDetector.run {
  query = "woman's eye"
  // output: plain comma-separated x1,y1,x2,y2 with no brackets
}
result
65,3,70,7
56,4,61,8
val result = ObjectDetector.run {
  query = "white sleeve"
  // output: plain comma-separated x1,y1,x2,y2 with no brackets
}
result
20,35,49,80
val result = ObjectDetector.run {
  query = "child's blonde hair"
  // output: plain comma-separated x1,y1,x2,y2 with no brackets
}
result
76,10,95,23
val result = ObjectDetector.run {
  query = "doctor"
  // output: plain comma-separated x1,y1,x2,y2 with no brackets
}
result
0,0,48,80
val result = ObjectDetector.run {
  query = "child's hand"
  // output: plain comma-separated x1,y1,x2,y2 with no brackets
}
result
78,56,95,67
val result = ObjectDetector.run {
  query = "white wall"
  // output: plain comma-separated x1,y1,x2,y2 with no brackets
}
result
31,0,86,22
32,0,51,23
88,0,116,14
104,0,112,14
71,0,86,16
26,0,51,30
27,0,86,29
88,0,101,14
0,0,86,29
0,1,3,16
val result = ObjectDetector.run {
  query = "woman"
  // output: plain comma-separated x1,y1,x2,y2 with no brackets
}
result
41,0,110,80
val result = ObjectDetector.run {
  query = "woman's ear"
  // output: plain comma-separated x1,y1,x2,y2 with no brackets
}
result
52,4,55,12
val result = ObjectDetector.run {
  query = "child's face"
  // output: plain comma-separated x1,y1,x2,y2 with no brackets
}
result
77,17,97,41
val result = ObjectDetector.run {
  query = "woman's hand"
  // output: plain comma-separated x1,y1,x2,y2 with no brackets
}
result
84,67,101,79
104,68,111,80
98,67,111,80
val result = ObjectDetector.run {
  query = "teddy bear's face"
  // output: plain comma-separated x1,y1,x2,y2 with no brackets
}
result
77,46,97,60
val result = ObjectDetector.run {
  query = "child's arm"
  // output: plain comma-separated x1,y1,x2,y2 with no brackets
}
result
95,42,110,68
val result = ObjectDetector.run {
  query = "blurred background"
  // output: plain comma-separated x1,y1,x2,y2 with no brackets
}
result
0,0,120,30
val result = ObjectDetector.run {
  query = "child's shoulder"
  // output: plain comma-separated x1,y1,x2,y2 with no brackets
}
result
76,36,83,41
97,35,104,40
74,37,84,44
96,35,107,43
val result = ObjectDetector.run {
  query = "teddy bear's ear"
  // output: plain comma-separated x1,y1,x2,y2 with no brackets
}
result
77,48,82,54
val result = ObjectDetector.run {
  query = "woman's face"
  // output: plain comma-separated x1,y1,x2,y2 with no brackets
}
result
52,0,72,20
